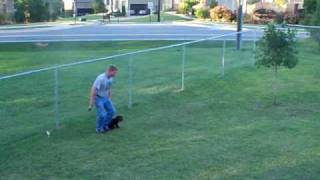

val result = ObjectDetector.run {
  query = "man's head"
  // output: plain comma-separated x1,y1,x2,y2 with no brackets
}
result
106,65,118,78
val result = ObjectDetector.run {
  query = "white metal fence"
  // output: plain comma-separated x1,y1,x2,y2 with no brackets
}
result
0,31,255,130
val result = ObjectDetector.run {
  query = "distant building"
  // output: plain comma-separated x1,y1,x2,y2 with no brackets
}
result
62,0,172,16
216,0,304,14
63,0,93,15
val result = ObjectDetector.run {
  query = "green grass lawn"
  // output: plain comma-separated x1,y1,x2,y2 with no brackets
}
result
123,13,192,23
58,12,191,24
0,39,320,179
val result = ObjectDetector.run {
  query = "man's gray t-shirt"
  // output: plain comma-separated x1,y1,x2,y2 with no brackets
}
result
93,73,113,98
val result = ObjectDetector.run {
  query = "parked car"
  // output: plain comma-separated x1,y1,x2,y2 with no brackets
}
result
139,10,147,15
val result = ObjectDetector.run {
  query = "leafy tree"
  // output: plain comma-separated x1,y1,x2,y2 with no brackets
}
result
92,0,106,14
14,0,29,23
255,24,298,105
303,0,320,46
49,0,63,20
14,0,62,23
29,0,47,22
177,0,199,14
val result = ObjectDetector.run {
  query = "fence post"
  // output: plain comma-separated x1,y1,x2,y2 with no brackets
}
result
181,45,186,91
252,28,257,66
54,68,60,128
128,55,133,108
222,40,226,77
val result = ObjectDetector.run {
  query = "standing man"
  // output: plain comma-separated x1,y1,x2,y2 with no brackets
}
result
89,65,118,133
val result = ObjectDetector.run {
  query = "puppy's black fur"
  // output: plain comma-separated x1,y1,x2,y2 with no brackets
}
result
108,115,123,129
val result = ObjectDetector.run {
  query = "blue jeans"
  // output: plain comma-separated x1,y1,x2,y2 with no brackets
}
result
95,96,116,131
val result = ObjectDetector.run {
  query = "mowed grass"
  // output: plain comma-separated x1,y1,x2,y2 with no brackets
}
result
57,12,191,24
0,40,320,179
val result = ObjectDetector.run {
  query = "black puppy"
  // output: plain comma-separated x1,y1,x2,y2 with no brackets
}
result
108,115,123,129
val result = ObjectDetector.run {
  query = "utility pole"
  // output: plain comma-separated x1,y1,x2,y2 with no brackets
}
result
236,0,243,50
73,0,77,24
157,0,161,22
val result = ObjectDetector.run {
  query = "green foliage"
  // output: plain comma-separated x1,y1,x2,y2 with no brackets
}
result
1,41,320,179
304,0,317,15
14,0,28,23
274,0,287,7
209,0,218,8
195,7,209,19
256,24,298,69
303,0,320,25
121,5,126,16
247,0,260,5
303,0,320,46
255,24,298,104
92,0,106,14
0,13,6,24
50,0,63,20
14,0,62,23
210,6,235,22
29,0,49,22
177,0,198,14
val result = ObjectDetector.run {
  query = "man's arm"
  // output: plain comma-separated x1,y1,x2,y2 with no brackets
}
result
88,85,96,111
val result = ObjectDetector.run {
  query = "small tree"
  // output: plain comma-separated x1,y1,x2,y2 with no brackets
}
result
255,24,298,105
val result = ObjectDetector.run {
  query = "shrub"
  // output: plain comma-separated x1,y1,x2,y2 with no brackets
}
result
210,6,235,22
177,2,189,14
244,14,252,23
0,13,6,24
283,13,299,24
14,0,28,23
177,0,199,14
303,0,320,46
195,7,209,19
122,5,126,16
273,12,284,24
92,0,106,14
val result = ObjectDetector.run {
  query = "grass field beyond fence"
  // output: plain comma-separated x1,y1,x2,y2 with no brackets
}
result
0,40,319,179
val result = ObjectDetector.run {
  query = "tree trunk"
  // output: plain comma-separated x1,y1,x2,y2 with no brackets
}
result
272,65,278,105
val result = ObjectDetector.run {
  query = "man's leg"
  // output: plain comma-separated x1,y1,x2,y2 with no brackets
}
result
95,97,108,132
103,98,116,128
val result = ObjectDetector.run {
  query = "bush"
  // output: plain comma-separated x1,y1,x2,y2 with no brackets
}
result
122,5,126,16
177,0,198,14
92,0,106,14
177,2,189,14
0,14,6,24
195,7,209,19
244,13,252,23
283,13,299,24
303,0,320,46
273,12,284,24
14,0,28,23
210,6,235,22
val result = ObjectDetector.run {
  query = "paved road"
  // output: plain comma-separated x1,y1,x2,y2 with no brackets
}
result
0,23,308,42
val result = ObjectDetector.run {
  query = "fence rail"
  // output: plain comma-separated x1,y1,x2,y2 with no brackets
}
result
0,31,248,81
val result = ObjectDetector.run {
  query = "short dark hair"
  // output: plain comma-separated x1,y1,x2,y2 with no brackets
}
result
108,65,118,71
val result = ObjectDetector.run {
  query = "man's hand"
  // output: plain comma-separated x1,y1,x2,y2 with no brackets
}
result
88,104,93,111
